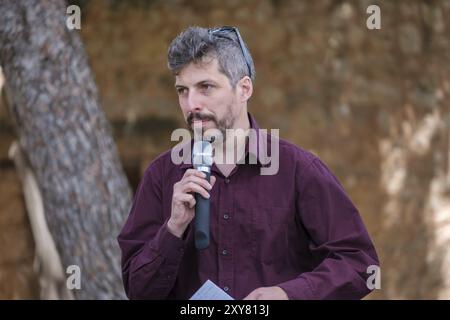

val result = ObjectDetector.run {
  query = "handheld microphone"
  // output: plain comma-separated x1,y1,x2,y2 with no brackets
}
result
192,140,213,250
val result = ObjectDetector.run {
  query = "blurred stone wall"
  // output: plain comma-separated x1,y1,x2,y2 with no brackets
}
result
1,0,449,299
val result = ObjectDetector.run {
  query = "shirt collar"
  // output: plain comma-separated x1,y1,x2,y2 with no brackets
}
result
243,113,272,168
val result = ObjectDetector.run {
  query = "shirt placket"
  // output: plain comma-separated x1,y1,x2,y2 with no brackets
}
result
216,171,235,296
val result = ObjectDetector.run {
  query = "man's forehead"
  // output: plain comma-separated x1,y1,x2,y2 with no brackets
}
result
175,59,225,86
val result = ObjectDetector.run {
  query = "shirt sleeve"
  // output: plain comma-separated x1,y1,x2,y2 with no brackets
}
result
278,157,380,300
117,159,186,299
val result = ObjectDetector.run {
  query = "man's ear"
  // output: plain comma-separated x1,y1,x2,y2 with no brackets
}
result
238,76,253,102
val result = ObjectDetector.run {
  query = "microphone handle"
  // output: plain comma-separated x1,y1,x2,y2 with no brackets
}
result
195,170,210,250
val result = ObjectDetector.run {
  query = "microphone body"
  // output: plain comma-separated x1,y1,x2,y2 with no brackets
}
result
192,140,213,250
194,168,211,250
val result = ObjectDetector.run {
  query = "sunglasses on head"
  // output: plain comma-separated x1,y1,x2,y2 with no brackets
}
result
208,26,253,80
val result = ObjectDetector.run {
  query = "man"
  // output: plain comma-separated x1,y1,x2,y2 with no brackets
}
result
117,26,379,300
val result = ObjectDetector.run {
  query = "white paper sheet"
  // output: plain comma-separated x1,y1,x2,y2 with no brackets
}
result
189,279,235,300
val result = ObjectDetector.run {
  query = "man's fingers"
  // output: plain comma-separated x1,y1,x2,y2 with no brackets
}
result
243,287,289,300
184,169,206,179
177,193,196,208
184,175,212,190
243,293,255,300
178,170,217,200
243,289,259,300
183,182,210,199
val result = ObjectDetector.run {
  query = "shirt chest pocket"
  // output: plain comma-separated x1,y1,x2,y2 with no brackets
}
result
250,206,294,264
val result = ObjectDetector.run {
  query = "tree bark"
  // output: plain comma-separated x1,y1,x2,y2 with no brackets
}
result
0,0,131,299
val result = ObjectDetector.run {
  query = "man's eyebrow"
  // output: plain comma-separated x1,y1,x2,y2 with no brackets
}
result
175,80,218,88
196,80,217,86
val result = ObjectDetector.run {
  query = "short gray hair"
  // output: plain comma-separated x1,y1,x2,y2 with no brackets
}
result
167,26,255,87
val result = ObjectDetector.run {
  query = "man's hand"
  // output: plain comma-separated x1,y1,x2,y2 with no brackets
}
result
167,169,216,238
243,286,289,300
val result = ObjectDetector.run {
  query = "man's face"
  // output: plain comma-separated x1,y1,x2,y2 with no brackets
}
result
175,57,243,138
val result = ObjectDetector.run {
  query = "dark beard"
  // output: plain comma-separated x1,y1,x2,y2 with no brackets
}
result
186,105,235,141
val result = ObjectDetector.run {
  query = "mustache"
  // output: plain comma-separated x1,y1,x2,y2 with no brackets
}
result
187,113,216,126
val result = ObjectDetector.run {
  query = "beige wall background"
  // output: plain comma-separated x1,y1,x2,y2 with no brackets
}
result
1,0,449,299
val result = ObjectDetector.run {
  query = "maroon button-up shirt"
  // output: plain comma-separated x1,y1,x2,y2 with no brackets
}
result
118,113,379,300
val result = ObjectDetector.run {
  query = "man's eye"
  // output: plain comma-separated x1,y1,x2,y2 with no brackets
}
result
177,88,187,95
201,84,213,92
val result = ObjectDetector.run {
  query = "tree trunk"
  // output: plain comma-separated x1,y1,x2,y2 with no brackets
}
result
0,0,131,299
8,141,73,300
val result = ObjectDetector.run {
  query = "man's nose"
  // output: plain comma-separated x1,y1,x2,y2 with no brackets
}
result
187,91,203,112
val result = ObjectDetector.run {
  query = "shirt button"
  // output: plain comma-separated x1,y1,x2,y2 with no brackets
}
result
223,214,229,220
222,249,228,256
224,178,230,184
223,286,230,292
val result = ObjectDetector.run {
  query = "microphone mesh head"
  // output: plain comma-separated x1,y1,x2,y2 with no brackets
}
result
193,140,213,168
